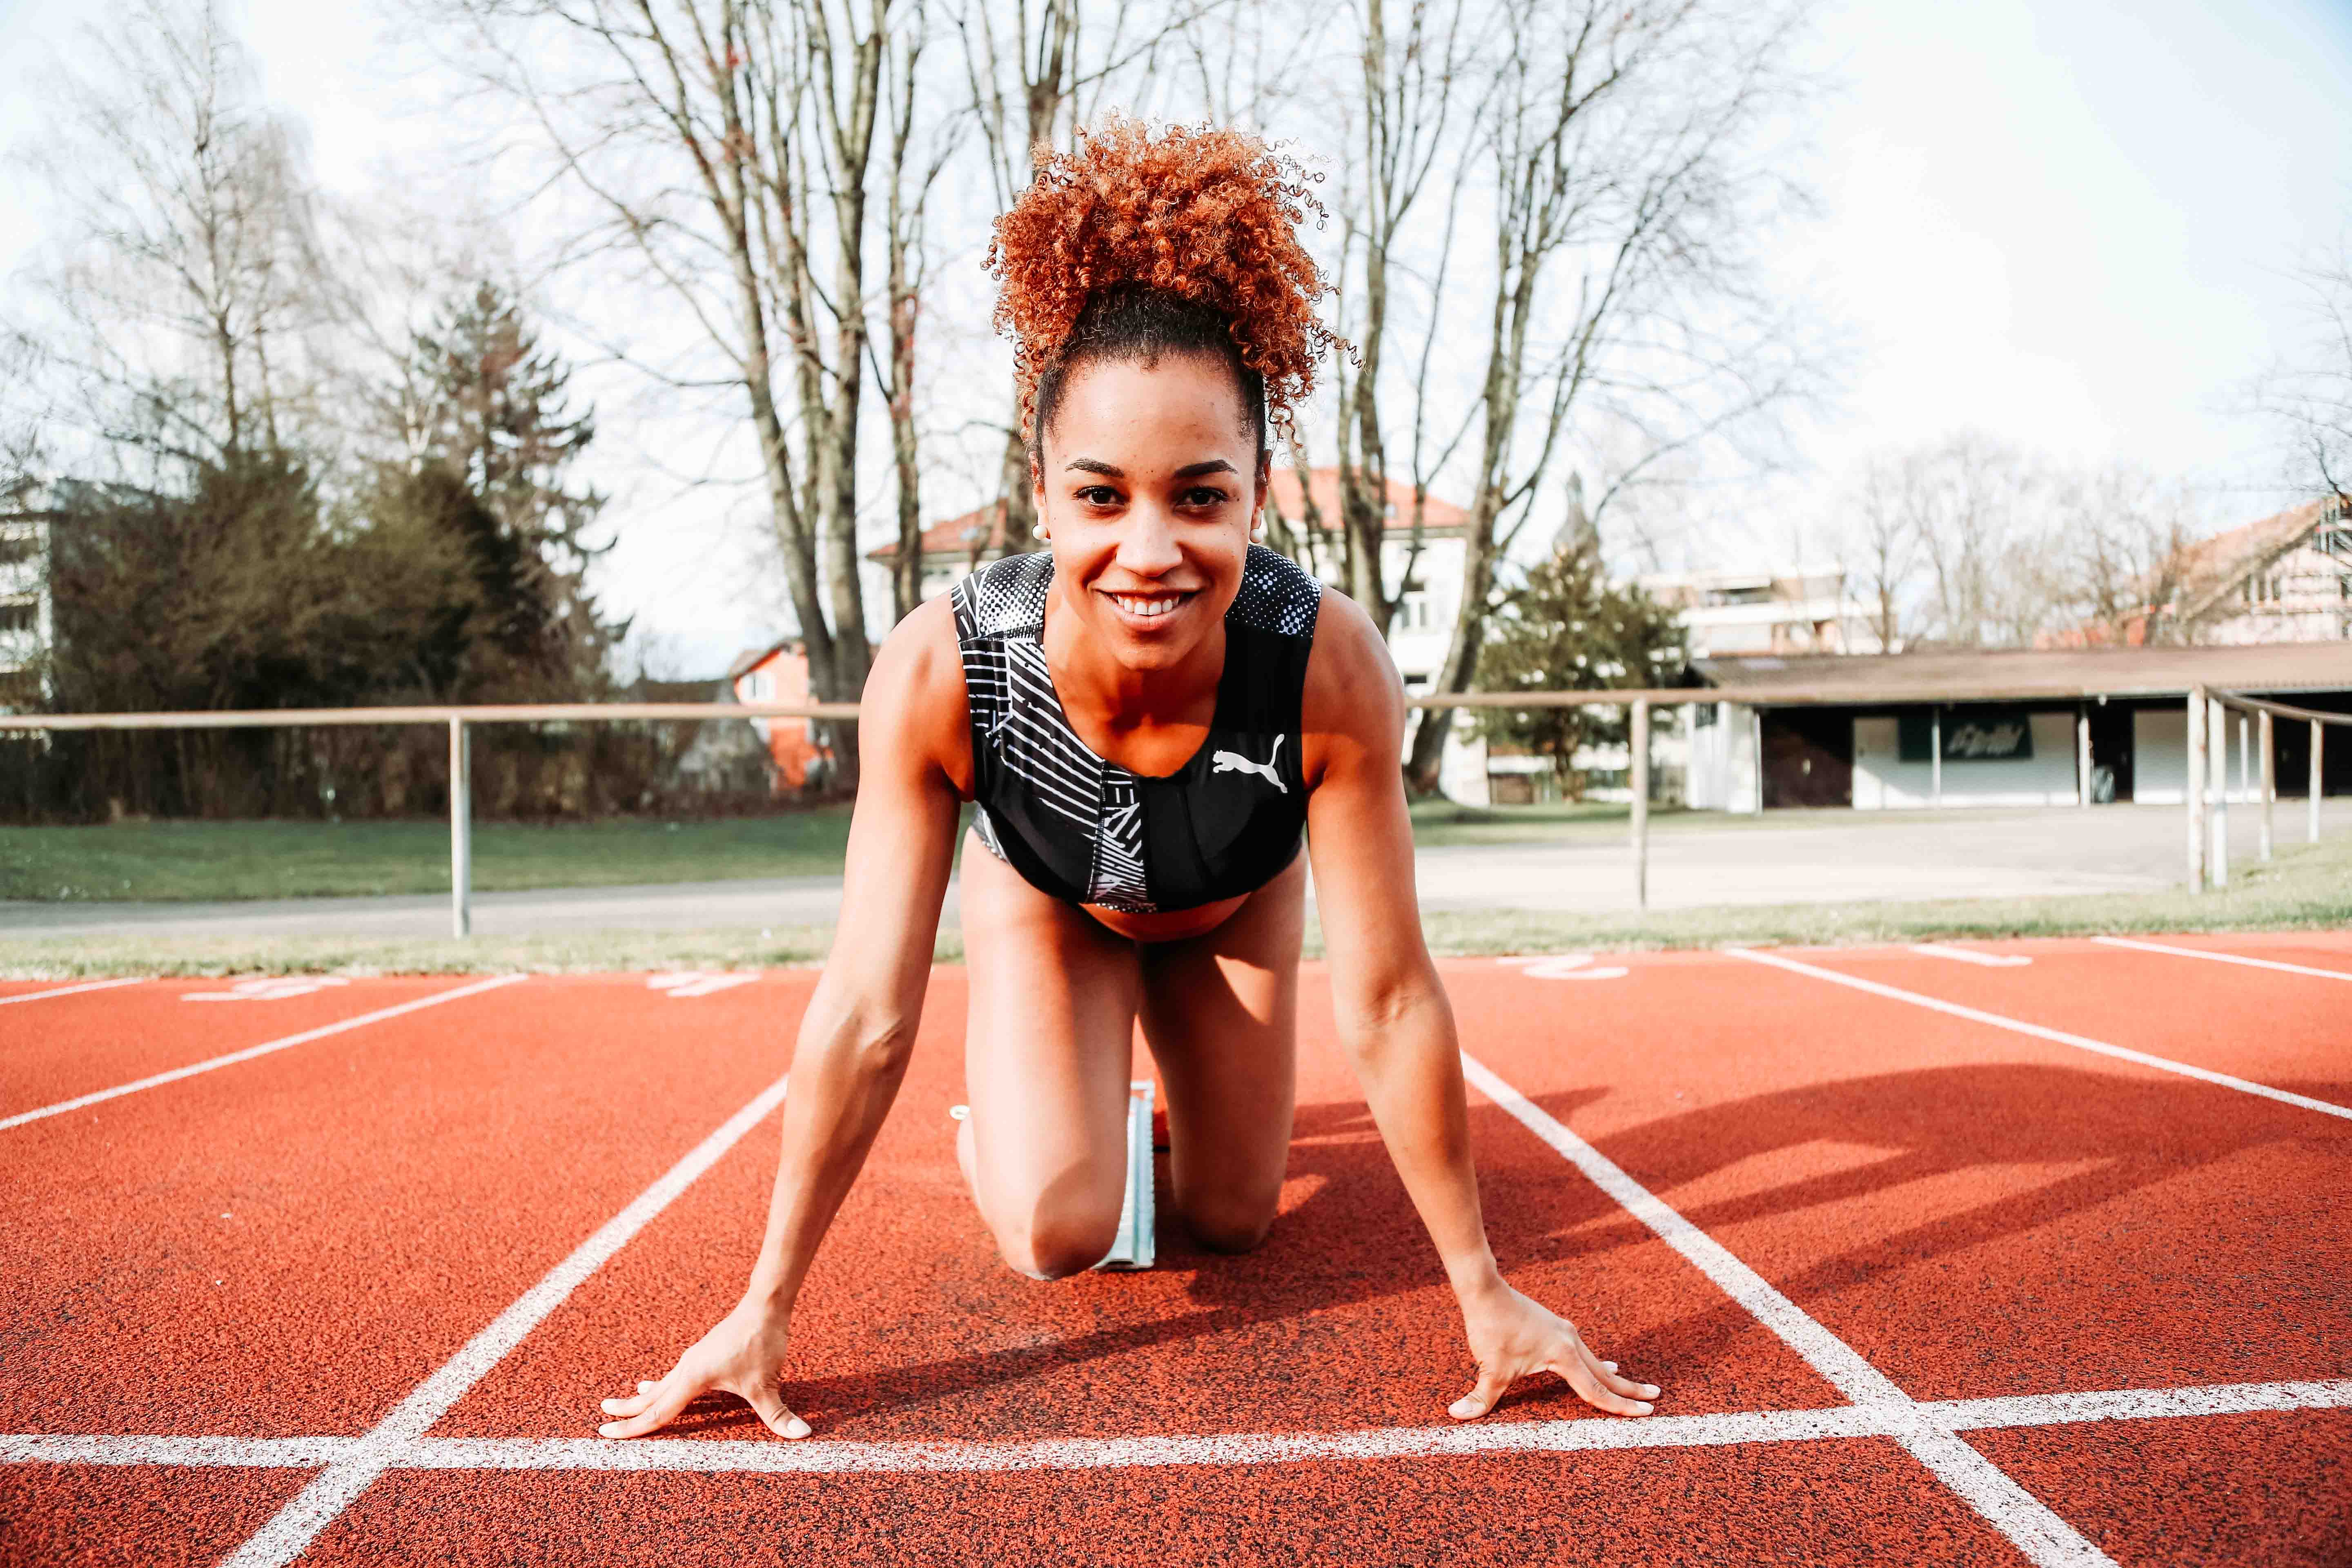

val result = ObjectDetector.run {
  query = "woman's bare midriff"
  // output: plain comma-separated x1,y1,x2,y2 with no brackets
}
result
1080,895,1247,942
1076,841,1304,943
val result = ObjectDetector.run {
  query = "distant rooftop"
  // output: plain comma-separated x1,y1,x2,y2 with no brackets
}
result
1695,642,2352,704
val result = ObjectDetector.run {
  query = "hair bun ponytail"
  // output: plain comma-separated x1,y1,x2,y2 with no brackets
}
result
984,114,1346,450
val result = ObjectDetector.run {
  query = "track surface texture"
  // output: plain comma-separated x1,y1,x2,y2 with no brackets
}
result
2,933,2346,1566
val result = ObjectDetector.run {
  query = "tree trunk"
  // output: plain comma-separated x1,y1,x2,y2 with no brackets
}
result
999,428,1036,551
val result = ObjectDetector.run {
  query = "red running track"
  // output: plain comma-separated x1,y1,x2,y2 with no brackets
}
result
0,937,2346,1566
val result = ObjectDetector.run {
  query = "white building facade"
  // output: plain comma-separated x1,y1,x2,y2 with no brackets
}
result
0,479,54,709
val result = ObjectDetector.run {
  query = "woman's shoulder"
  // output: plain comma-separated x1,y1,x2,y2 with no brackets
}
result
1228,543,1325,639
862,592,970,752
1300,586,1405,745
871,592,965,688
954,549,1056,639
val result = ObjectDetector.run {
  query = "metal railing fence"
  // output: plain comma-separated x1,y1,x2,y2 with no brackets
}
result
2189,688,2348,894
4,684,2340,933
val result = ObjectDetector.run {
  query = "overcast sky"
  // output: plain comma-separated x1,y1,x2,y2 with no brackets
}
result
3,0,2348,676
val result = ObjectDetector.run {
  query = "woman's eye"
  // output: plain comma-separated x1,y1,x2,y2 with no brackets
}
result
1076,486,1120,506
1182,487,1230,508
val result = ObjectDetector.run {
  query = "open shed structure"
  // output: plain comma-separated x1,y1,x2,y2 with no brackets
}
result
1685,644,2352,813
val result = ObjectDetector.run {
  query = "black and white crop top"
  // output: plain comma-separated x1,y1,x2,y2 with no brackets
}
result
951,544,1325,914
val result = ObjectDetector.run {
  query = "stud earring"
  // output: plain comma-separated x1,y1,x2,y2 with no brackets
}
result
1249,522,1266,543
1036,523,1049,541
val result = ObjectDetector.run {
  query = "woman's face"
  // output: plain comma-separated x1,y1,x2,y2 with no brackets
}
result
1034,352,1267,673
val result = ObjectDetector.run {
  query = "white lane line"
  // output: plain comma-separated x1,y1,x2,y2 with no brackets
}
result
0,975,529,1132
412,1408,1885,1473
1927,1378,2352,1432
1461,1050,2115,1568
0,976,147,1008
0,1434,356,1467
1909,943,2032,968
2093,935,2352,983
217,1071,792,1568
1728,948,2352,1124
9,1380,2345,1476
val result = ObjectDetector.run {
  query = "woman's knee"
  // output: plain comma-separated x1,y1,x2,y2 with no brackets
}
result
1180,1190,1278,1254
990,1184,1123,1279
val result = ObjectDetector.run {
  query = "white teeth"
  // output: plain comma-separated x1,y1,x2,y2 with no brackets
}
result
1110,594,1183,619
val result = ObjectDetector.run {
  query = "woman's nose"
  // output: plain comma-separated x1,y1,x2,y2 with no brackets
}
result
1115,507,1185,576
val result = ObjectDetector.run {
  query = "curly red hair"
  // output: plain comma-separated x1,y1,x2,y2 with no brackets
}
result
985,114,1345,450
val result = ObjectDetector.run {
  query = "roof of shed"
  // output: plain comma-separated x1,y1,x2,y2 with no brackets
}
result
1692,642,2352,704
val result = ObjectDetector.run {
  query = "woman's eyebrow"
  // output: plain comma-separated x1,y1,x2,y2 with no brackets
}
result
1061,457,1238,479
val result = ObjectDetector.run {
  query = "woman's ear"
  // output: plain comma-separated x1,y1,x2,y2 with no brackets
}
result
1029,445,1049,541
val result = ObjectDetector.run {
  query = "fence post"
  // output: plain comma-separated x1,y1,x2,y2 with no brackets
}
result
1750,705,1764,814
2076,705,2091,806
1630,698,1650,911
1930,706,1943,808
2187,687,2207,893
2315,718,2326,845
2238,713,2250,814
2258,708,2274,862
2208,695,2229,889
449,716,472,939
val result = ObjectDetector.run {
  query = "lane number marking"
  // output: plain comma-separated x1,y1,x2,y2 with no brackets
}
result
1498,954,1628,982
1909,943,2031,968
646,973,760,999
184,977,355,1002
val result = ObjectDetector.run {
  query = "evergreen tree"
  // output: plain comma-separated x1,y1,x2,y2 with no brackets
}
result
1472,539,1685,797
379,279,619,697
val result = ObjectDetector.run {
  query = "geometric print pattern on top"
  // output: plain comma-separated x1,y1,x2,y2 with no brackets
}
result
951,544,1323,914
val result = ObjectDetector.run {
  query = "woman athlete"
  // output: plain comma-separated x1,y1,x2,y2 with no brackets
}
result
597,118,1659,1443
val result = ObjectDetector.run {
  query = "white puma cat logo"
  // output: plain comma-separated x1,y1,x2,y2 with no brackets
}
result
1211,735,1287,793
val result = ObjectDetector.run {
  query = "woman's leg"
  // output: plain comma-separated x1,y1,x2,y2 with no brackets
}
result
1136,848,1305,1253
957,830,1141,1279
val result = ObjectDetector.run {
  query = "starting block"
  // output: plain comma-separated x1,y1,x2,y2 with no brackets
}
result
1095,1080,1156,1271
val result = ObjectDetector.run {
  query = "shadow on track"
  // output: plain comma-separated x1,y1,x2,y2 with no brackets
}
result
653,1065,2350,1434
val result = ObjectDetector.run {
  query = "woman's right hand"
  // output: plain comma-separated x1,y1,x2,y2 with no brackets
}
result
597,1299,808,1440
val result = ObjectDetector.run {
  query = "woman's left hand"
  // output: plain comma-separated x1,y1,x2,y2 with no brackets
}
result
1450,1279,1659,1420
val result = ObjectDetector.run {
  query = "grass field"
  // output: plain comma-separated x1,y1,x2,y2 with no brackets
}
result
3,828,2344,979
0,812,860,902
1,799,1650,903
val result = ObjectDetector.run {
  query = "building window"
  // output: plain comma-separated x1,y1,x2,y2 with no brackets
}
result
0,536,36,567
0,601,36,634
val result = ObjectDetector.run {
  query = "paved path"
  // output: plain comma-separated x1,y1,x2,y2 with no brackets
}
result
2,802,2341,938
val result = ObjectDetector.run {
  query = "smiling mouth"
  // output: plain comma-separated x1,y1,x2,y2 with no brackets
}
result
1102,590,1194,621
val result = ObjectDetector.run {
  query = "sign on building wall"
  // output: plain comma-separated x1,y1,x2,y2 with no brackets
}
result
1898,707,2036,763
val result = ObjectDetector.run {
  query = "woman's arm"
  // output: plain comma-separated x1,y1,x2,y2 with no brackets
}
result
1301,595,1657,1421
597,597,968,1440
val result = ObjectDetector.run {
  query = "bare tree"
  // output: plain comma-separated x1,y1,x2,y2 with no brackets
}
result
1875,432,2041,649
2039,463,2202,646
1843,436,2214,650
2257,240,2352,501
872,13,967,623
9,0,327,473
1401,0,1821,792
1323,0,1479,637
1844,456,1917,653
0,340,43,496
418,0,909,784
